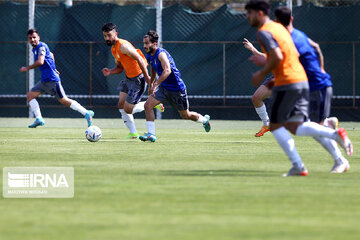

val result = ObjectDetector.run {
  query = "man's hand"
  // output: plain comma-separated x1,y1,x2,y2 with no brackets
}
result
19,66,27,72
102,68,111,77
249,55,267,66
243,38,255,52
148,82,158,96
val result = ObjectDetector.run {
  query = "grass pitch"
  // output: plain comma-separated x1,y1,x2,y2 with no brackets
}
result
0,118,359,240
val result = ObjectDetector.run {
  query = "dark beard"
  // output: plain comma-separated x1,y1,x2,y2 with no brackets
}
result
106,40,114,46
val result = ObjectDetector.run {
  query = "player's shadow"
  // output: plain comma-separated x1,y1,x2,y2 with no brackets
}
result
158,169,277,177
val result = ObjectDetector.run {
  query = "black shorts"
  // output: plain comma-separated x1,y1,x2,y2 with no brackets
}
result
270,81,309,123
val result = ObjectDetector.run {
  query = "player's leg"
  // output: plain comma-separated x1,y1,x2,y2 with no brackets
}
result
310,86,349,173
270,86,308,176
252,84,271,137
122,75,147,139
139,95,161,142
54,81,94,127
27,81,45,128
178,110,211,132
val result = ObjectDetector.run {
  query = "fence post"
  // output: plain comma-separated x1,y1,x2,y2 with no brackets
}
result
352,42,356,107
89,42,93,107
28,0,35,118
223,43,226,106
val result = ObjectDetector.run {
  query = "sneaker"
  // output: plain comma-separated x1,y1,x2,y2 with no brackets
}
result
335,128,353,156
28,117,45,128
125,132,139,139
154,103,165,112
203,115,211,132
255,125,270,137
330,159,350,173
139,132,157,142
283,165,308,177
327,117,339,130
85,110,94,127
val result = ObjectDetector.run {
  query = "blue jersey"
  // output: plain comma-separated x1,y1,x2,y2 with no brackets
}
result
32,41,60,82
291,29,332,91
146,48,186,92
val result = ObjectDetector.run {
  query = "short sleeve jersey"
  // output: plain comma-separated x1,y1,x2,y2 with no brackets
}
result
258,21,307,87
146,48,186,92
291,28,332,91
111,39,147,78
33,41,60,82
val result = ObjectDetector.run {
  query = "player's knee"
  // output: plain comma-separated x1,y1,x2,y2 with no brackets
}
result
27,92,35,101
124,106,132,114
180,112,190,120
252,94,261,105
144,101,152,111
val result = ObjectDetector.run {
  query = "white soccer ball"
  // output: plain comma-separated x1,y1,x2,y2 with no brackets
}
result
85,125,102,142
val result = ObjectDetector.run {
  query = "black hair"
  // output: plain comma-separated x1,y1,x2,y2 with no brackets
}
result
27,28,38,35
274,6,292,27
245,0,270,16
102,22,117,32
144,30,159,44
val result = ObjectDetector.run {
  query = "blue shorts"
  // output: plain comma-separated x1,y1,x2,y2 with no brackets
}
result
31,81,66,99
153,85,189,111
117,74,147,104
309,86,333,122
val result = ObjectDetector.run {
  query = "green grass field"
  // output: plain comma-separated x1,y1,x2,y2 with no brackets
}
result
0,118,359,240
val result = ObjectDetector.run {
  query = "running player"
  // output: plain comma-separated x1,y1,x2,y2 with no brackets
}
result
102,23,164,139
245,0,353,176
20,29,94,128
140,30,211,142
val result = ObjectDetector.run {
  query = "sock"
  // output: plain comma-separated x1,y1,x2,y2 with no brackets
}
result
313,136,343,163
132,101,145,114
296,121,336,139
255,104,270,127
272,127,303,168
146,121,156,135
70,100,87,116
29,99,42,118
119,109,137,134
196,114,207,124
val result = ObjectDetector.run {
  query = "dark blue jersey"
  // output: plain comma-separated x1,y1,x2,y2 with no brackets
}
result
291,29,332,91
146,48,186,92
33,41,60,82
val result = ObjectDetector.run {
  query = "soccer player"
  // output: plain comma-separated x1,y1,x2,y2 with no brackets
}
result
274,6,349,173
140,30,211,142
102,23,164,139
20,29,94,128
245,0,353,176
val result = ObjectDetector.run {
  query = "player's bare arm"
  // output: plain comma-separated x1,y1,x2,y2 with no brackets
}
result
19,54,45,72
120,43,151,84
148,52,171,96
308,38,325,72
102,60,124,77
50,52,60,75
243,38,266,58
251,47,282,87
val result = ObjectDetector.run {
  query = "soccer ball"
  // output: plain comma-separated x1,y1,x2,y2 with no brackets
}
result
85,126,102,142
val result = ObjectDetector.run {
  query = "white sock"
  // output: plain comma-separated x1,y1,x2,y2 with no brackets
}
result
132,101,145,114
255,104,270,126
196,114,207,124
29,99,42,118
296,121,336,139
119,109,137,133
314,136,343,163
272,127,303,167
70,100,87,116
146,121,156,135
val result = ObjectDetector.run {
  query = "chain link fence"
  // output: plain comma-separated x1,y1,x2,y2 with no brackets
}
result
0,0,359,120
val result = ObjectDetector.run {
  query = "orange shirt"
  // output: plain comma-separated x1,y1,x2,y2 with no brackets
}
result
111,39,147,78
258,21,307,86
